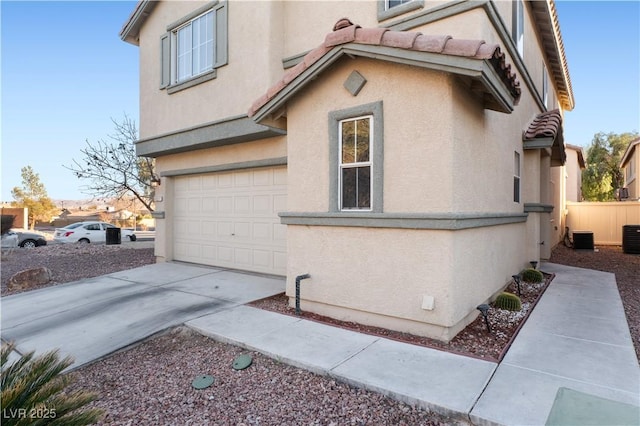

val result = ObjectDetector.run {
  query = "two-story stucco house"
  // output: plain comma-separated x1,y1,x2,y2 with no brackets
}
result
621,137,640,200
120,0,574,341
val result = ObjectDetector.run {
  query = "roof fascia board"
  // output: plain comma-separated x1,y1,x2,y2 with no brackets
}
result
136,115,286,158
523,137,554,150
620,139,640,168
254,44,514,121
119,0,156,45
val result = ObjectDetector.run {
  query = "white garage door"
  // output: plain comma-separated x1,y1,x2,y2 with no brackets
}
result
173,166,287,275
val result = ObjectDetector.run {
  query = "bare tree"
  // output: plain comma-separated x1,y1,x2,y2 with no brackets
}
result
66,116,158,212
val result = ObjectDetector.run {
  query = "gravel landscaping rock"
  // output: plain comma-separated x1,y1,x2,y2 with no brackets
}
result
67,328,457,425
1,244,155,296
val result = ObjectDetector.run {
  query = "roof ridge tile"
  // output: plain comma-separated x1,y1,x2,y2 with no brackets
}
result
412,34,452,53
380,30,421,49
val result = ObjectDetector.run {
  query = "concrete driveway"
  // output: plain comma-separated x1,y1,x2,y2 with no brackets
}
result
1,262,284,369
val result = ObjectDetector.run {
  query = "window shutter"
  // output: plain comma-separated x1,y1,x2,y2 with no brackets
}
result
160,33,170,89
214,3,228,68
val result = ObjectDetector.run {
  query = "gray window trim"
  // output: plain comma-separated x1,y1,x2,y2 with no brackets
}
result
167,69,217,94
377,0,424,22
329,101,384,213
279,211,528,230
512,0,524,58
166,1,218,31
161,1,228,93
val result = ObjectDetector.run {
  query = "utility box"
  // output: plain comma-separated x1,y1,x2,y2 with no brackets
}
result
573,231,594,250
622,225,640,254
106,227,121,245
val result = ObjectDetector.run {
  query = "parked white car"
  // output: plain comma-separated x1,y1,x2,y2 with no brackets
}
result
53,222,137,244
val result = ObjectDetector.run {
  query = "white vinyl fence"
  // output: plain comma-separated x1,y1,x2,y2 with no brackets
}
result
566,202,640,245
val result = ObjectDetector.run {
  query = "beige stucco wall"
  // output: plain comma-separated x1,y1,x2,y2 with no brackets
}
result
287,58,455,214
288,223,526,341
138,1,285,138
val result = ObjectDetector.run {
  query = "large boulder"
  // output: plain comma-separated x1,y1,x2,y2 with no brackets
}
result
7,267,52,292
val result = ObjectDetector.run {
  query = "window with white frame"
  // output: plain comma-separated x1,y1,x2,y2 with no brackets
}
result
514,151,521,203
542,65,549,107
175,11,214,83
513,0,524,58
627,159,636,182
339,116,373,210
160,1,227,92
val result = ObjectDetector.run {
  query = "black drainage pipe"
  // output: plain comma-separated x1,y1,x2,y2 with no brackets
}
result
295,274,311,315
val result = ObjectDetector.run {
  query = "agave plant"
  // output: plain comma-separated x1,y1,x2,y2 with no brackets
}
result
1,341,104,426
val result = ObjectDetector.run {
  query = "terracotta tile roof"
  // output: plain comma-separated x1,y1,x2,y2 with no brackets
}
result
249,18,521,118
524,109,566,166
524,109,562,140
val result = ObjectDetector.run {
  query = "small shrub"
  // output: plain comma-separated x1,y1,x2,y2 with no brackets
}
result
1,341,104,426
495,292,522,311
521,268,544,283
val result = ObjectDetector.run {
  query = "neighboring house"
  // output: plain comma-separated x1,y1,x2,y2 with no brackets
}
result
52,209,101,228
550,143,585,244
120,0,574,341
620,137,640,200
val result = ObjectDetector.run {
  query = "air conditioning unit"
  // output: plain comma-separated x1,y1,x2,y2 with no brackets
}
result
622,225,640,254
573,231,594,250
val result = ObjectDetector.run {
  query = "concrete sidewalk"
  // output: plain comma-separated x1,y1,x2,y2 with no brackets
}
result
2,261,638,425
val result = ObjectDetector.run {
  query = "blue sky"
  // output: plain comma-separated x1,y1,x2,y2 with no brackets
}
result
1,1,639,201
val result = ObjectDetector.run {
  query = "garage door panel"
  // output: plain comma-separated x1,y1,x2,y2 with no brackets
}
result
218,197,233,213
253,195,271,214
234,222,251,238
235,196,252,213
253,222,271,240
273,194,287,212
252,169,272,186
202,197,216,212
217,221,233,238
218,173,233,187
234,171,251,187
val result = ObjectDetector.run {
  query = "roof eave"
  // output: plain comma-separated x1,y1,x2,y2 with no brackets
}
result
620,138,640,168
119,0,157,46
529,0,575,111
251,44,517,122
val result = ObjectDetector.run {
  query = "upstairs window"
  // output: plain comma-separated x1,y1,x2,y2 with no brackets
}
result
377,0,423,21
542,65,549,107
514,151,521,203
175,11,214,83
339,116,373,210
512,0,524,58
160,1,228,92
